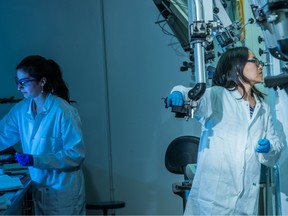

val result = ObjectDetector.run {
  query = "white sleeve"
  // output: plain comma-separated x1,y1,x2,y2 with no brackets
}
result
257,110,285,167
170,85,213,124
0,106,20,151
171,85,192,101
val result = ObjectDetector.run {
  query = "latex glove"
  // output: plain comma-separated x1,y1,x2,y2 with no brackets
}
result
15,153,34,166
166,91,183,107
256,139,271,153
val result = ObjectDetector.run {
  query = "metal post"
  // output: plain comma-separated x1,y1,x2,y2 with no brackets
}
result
265,166,271,214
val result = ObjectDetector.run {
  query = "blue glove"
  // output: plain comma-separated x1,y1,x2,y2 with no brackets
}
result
166,91,183,107
256,139,271,153
15,153,34,166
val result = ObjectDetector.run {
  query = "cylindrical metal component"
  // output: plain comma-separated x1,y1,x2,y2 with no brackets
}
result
188,0,207,100
187,0,207,100
194,43,206,83
188,0,206,82
188,0,204,24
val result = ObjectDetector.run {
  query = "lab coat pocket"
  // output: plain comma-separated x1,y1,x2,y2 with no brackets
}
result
212,177,238,212
31,137,62,154
251,126,266,153
195,174,222,203
49,137,62,153
44,186,78,209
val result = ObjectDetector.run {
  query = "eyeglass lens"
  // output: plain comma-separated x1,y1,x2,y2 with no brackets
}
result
15,77,37,87
247,58,263,67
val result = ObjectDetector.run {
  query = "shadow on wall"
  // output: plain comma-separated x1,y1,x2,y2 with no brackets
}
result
83,165,101,203
277,119,288,201
111,170,184,215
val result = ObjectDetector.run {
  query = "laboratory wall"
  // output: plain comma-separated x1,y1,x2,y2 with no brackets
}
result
0,0,200,215
1,0,287,215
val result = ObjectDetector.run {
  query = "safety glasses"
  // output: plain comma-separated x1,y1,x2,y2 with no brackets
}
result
247,57,264,67
15,77,38,87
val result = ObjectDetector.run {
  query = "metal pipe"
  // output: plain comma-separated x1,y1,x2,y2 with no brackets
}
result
187,0,207,100
265,167,271,214
275,165,282,215
194,43,206,83
188,0,204,22
100,0,115,202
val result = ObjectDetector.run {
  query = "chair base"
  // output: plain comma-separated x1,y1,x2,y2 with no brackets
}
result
86,201,125,215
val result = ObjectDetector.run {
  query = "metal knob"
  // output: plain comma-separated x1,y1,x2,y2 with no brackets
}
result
258,36,264,44
259,48,268,56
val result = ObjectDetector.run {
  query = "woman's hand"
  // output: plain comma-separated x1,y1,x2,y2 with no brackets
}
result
256,139,270,153
166,91,183,107
15,153,34,166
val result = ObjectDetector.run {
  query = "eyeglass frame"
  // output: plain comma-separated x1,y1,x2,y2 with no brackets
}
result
15,77,39,87
246,57,264,67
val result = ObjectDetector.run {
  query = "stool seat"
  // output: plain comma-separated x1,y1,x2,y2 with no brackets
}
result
86,201,125,215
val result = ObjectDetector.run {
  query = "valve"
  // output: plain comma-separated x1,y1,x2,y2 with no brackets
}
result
258,36,264,44
259,48,268,56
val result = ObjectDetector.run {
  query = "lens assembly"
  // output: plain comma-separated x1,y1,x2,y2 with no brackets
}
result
15,77,38,87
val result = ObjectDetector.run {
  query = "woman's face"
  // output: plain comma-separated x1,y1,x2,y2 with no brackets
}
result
242,50,263,85
16,69,42,99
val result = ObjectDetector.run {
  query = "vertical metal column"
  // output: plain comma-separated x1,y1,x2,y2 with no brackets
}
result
265,166,271,214
100,0,115,203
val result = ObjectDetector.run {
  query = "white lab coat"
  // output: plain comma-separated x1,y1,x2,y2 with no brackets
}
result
0,94,86,215
171,85,284,215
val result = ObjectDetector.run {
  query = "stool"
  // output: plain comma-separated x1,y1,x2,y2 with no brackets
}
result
86,201,125,215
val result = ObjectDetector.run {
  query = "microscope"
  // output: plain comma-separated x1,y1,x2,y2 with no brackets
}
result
155,0,288,118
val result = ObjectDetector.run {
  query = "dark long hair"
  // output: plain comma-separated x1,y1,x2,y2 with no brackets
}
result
212,46,264,100
16,55,70,102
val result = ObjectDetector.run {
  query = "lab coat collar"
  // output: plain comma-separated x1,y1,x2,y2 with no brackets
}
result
230,89,243,101
27,93,53,116
41,93,53,114
229,89,263,125
229,89,262,105
27,100,34,116
229,89,263,124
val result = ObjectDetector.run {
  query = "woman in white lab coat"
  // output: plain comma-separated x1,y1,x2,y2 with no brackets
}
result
166,47,284,215
0,55,86,215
